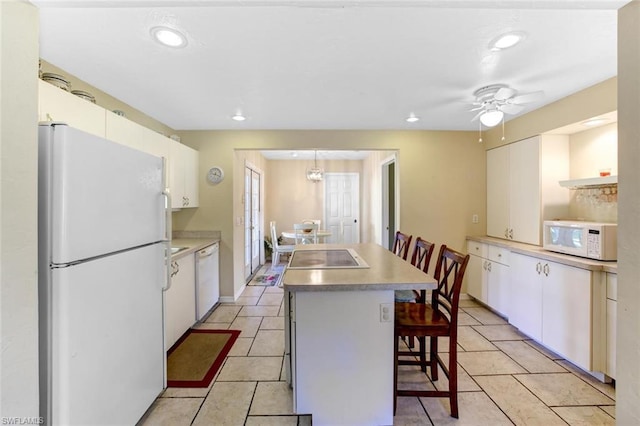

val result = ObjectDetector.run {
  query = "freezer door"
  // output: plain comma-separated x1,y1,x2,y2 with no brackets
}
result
41,124,166,264
47,243,165,426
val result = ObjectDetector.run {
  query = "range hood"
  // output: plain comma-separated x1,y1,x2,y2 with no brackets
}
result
559,175,618,189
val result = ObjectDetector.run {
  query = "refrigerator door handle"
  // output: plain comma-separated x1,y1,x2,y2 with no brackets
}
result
162,186,172,292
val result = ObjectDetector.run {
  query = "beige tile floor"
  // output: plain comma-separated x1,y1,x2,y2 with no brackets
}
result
138,264,615,426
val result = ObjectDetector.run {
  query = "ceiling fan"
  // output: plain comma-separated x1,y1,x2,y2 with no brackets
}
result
470,84,544,127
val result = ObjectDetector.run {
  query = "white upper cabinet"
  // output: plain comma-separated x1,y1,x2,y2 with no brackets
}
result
38,79,106,137
38,79,198,203
169,140,199,209
487,135,570,245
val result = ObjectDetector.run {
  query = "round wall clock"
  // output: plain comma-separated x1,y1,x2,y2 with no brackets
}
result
207,166,224,184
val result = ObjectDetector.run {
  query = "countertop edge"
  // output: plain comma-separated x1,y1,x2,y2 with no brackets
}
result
466,235,617,273
171,238,220,260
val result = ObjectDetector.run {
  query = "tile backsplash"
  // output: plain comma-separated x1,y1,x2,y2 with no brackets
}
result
569,185,618,223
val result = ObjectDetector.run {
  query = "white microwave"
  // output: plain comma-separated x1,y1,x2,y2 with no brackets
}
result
543,220,617,261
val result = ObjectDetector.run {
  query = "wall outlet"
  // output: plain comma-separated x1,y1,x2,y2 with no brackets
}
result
472,214,479,224
380,303,393,322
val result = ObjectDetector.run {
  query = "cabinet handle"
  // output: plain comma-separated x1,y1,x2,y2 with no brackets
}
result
487,262,492,272
536,262,542,274
170,260,180,278
508,229,513,239
504,228,509,238
543,263,550,276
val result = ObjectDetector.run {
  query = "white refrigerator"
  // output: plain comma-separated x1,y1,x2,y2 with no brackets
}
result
38,123,170,425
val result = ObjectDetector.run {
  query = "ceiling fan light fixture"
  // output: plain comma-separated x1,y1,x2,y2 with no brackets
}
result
232,113,246,121
150,26,187,48
480,109,504,127
489,31,526,51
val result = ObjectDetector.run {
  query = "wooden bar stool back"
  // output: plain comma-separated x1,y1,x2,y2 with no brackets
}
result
394,244,470,418
392,231,412,260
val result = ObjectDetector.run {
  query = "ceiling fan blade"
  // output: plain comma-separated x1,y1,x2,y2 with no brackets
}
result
469,106,484,112
494,87,516,101
501,104,525,115
510,90,544,104
470,110,484,122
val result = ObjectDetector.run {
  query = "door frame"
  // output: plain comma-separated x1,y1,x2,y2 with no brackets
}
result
244,161,263,281
381,154,398,250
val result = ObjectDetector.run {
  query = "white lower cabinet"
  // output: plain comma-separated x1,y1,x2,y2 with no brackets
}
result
165,254,196,350
606,272,617,378
466,241,510,317
510,252,594,370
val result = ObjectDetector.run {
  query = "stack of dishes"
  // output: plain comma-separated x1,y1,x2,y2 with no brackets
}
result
41,72,71,92
71,90,96,104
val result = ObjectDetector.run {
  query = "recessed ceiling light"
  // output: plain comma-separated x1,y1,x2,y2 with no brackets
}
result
150,26,187,48
489,31,526,51
232,113,246,122
582,118,607,127
406,113,419,123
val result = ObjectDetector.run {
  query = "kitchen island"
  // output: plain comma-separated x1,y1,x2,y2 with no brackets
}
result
282,243,436,426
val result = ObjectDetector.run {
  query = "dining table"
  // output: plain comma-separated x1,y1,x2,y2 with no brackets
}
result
282,243,437,425
281,229,332,244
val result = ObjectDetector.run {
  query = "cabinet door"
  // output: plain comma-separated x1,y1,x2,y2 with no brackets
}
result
165,255,196,350
39,80,106,138
183,146,199,207
466,254,487,303
487,145,510,239
541,261,591,370
169,140,186,208
508,253,542,340
105,111,148,152
606,298,616,378
487,261,510,318
509,136,541,245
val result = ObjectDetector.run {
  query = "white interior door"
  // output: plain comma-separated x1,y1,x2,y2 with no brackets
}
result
244,165,262,280
324,173,360,244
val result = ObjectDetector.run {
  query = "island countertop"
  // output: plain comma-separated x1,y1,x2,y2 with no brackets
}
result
282,243,436,292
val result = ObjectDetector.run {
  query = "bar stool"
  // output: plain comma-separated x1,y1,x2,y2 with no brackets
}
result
394,244,470,418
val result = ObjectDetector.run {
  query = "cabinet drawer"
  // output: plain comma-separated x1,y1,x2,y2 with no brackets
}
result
606,273,617,301
488,245,510,265
467,241,487,258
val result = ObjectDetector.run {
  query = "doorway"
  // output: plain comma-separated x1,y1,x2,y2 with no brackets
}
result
381,156,396,250
324,172,360,244
244,164,262,281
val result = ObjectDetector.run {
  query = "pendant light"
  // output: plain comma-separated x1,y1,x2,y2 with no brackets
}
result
306,150,324,183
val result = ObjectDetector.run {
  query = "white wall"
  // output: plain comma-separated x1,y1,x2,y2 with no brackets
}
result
569,123,618,179
0,1,40,417
616,1,640,423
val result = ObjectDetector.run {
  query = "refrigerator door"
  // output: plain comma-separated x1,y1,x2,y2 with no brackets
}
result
40,124,165,264
48,243,164,425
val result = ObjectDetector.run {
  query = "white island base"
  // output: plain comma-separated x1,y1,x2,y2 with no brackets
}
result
291,290,395,426
283,243,436,426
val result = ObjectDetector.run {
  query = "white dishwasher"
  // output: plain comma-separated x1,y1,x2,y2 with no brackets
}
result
196,242,219,321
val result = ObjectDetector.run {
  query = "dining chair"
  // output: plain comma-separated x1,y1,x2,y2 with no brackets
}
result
270,221,294,266
393,244,470,418
293,222,318,244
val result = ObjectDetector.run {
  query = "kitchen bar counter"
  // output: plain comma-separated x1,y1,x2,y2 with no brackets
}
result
282,243,436,292
466,235,617,273
284,243,436,426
